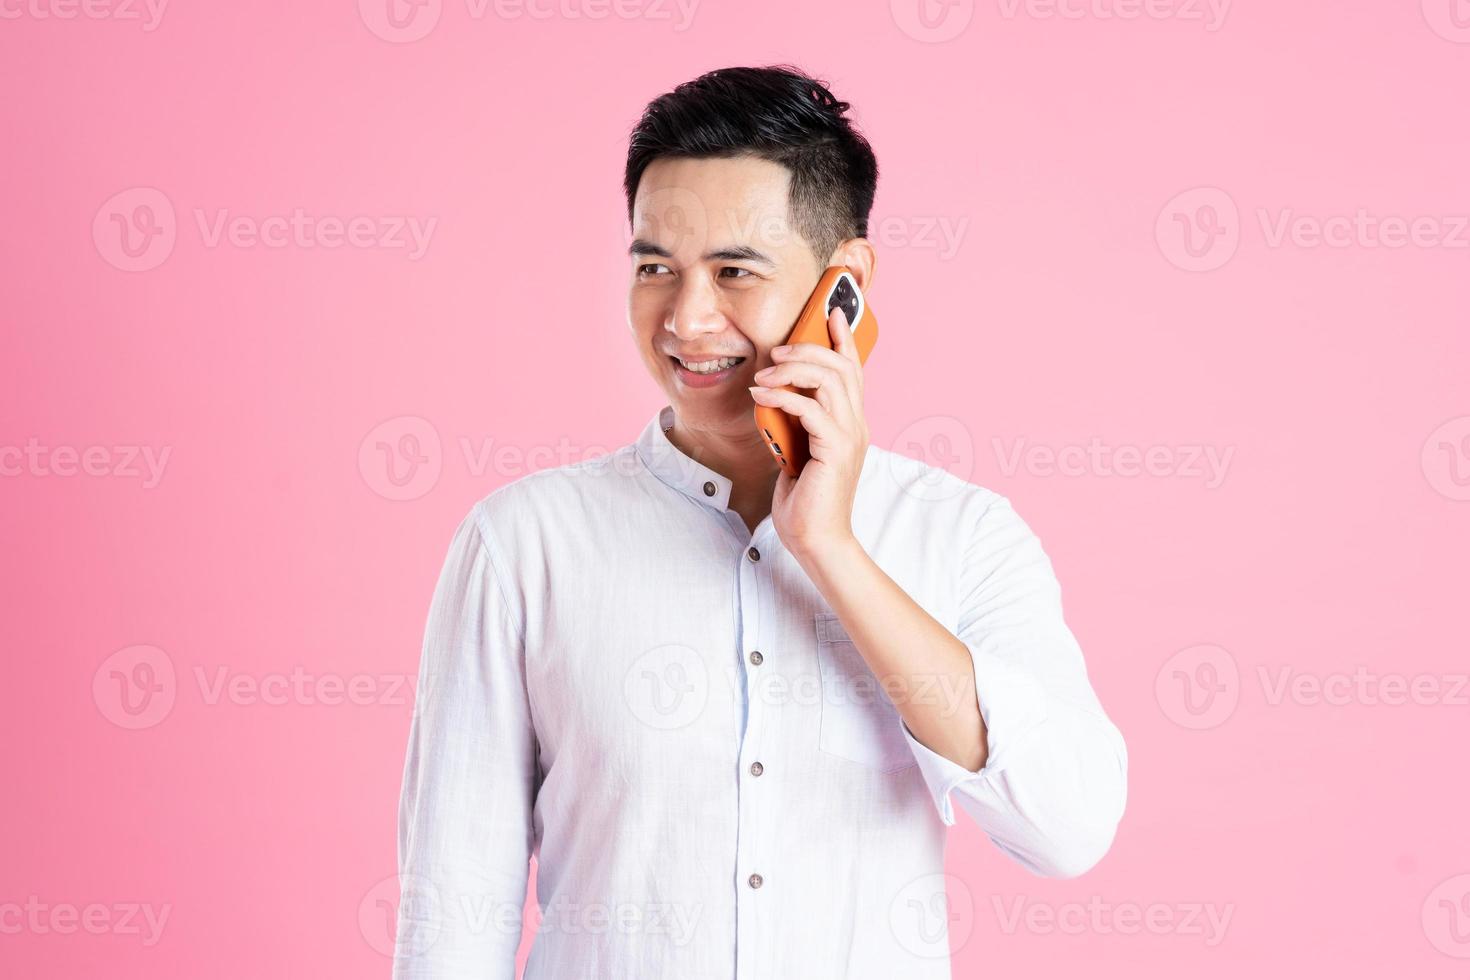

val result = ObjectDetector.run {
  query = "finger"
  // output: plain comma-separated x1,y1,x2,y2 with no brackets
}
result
828,305,859,365
771,340,863,413
774,465,794,500
830,308,864,417
751,361,853,426
748,386,840,447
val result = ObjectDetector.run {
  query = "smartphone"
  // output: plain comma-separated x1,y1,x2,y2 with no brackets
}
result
752,266,878,477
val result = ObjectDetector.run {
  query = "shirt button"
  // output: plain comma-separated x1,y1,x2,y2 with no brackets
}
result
703,481,716,496
747,546,760,562
748,873,764,889
749,651,763,666
750,761,763,776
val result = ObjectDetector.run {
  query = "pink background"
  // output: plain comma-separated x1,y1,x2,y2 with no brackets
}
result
3,1,1468,976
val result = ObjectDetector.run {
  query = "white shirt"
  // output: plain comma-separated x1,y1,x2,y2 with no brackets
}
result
393,403,1128,980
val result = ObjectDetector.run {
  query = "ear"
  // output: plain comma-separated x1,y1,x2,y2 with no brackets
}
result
826,237,877,295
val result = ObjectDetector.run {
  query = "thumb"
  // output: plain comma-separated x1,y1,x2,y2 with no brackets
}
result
773,468,794,506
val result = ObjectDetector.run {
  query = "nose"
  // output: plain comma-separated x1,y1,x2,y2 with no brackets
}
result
665,273,727,343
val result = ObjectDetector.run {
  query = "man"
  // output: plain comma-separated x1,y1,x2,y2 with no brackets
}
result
394,64,1127,979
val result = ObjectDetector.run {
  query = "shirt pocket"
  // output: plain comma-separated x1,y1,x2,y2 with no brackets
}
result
814,612,919,773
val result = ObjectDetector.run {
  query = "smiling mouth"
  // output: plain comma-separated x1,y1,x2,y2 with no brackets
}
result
669,355,747,375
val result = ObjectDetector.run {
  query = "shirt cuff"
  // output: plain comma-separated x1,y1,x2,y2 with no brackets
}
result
897,643,1050,826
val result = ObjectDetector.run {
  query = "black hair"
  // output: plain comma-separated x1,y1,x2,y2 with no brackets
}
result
623,64,879,267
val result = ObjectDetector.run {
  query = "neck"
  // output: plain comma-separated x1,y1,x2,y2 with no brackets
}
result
667,415,780,532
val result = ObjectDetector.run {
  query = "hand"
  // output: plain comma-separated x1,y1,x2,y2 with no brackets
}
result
748,304,869,559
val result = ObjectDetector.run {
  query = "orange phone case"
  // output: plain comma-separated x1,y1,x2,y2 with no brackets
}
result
753,266,878,477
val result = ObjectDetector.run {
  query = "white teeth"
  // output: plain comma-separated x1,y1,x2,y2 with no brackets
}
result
677,356,744,374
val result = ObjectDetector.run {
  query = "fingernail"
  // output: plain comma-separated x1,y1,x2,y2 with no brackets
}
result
749,385,769,394
772,345,790,354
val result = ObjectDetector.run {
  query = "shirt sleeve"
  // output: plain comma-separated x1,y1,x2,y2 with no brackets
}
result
897,494,1128,879
393,505,540,979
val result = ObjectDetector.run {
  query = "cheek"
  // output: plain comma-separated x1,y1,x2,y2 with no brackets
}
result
627,293,663,337
736,289,800,347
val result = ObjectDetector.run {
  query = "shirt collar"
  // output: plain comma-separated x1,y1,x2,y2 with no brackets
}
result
634,404,884,514
634,404,733,511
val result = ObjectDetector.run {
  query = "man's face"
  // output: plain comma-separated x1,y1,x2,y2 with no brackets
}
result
627,155,827,439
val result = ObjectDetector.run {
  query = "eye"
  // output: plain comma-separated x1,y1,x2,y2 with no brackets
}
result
636,263,671,278
720,267,754,279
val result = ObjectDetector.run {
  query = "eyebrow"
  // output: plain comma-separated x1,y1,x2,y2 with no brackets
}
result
628,239,777,266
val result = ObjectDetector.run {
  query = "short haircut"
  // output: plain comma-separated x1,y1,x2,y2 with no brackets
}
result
624,64,879,267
